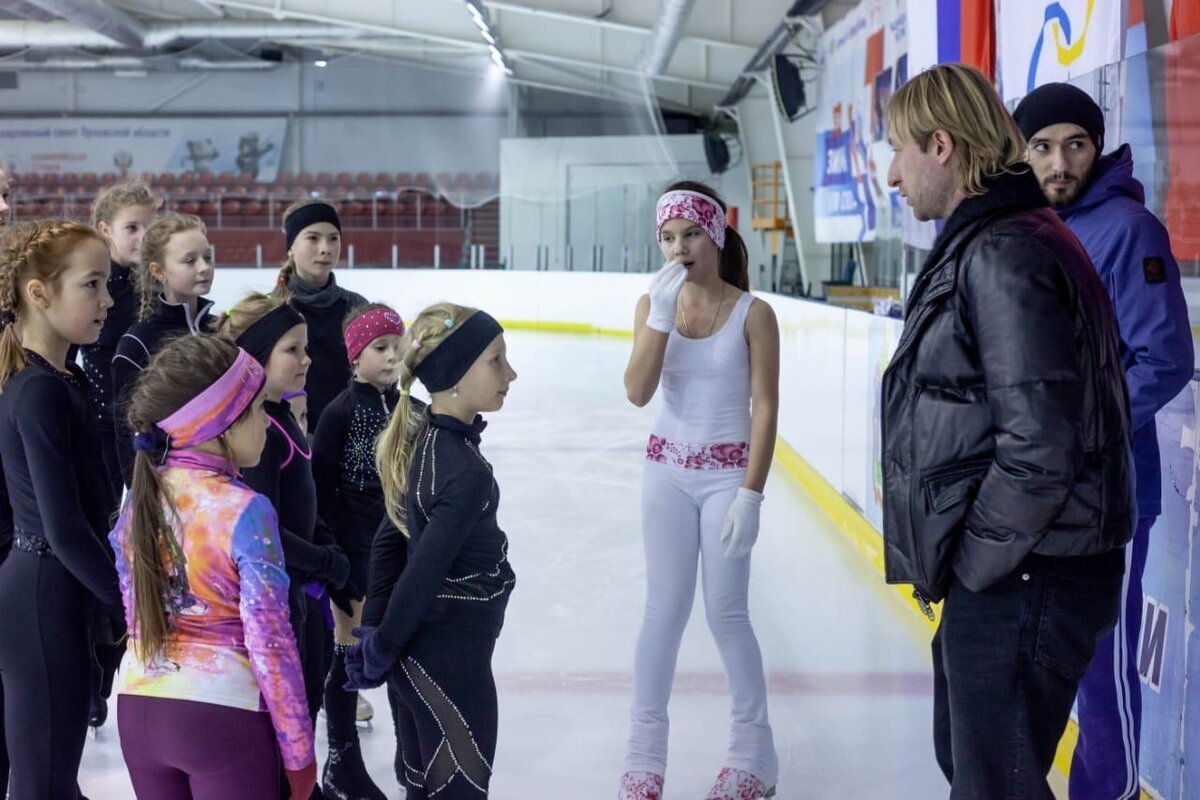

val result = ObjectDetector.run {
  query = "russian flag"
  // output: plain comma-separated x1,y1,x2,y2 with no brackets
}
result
908,0,994,80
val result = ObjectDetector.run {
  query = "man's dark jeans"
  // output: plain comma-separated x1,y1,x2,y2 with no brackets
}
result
932,548,1125,799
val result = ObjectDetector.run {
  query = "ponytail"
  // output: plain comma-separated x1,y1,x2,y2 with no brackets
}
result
0,323,24,392
375,302,477,533
375,367,424,534
127,450,176,662
719,226,750,291
273,257,296,301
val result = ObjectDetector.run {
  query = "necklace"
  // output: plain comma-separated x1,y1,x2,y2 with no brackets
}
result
679,283,727,338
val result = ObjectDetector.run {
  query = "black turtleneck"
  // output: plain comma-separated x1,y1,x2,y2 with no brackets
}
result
926,167,1049,273
286,273,366,431
242,399,348,594
371,412,515,654
0,351,120,605
111,295,214,487
79,260,137,427
111,296,214,487
312,381,402,536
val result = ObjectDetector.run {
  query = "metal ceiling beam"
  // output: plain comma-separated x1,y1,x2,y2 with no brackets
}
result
644,0,697,75
508,48,725,90
484,0,756,52
20,0,145,47
0,19,364,49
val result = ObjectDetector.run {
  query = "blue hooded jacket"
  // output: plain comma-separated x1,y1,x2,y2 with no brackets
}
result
1058,144,1194,518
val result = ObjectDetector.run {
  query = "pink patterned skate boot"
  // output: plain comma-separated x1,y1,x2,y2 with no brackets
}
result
702,767,776,800
618,771,664,800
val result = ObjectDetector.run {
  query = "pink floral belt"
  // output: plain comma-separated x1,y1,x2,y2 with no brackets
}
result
646,434,749,470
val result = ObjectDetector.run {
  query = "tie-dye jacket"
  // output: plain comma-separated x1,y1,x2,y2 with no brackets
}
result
109,450,313,771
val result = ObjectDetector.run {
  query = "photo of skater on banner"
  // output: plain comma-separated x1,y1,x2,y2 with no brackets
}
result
813,0,906,244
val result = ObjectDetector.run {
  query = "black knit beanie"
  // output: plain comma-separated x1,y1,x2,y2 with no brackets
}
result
1013,83,1105,152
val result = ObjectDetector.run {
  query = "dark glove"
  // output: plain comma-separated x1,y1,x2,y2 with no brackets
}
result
95,601,127,647
344,626,397,690
321,546,351,591
330,575,363,617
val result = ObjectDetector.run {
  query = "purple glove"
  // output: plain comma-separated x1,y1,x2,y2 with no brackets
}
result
344,626,397,690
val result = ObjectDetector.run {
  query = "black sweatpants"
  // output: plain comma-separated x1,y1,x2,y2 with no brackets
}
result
392,616,500,799
0,551,95,799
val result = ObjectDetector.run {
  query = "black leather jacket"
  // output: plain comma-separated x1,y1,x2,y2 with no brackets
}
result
881,169,1135,602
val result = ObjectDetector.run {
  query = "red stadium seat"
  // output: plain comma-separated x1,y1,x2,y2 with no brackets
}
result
178,200,200,215
314,172,333,186
196,172,215,187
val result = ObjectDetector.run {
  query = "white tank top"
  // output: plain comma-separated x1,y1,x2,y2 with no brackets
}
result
652,291,754,445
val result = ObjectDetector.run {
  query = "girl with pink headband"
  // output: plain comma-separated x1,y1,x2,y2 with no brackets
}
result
312,302,407,798
108,335,316,799
621,181,781,800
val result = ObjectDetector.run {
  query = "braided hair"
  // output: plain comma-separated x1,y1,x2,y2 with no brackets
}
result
0,219,107,390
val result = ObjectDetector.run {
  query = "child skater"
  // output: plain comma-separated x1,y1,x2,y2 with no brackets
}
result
273,199,366,430
81,180,161,501
80,179,161,732
345,304,517,799
312,303,405,799
217,294,351,767
619,182,781,800
111,334,317,799
0,220,122,798
112,214,215,487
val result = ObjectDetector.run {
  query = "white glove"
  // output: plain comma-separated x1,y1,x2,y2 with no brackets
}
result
645,260,687,333
721,488,763,559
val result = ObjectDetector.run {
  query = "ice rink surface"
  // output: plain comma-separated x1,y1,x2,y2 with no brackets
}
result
79,330,950,799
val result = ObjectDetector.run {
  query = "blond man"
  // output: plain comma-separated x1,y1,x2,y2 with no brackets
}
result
880,64,1135,798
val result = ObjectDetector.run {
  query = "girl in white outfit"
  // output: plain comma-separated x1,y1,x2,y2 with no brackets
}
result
619,182,780,800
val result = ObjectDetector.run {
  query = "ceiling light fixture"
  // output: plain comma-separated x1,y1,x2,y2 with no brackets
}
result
463,1,512,77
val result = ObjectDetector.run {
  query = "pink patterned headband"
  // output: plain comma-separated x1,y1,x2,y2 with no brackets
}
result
158,348,265,448
655,190,727,249
345,306,405,363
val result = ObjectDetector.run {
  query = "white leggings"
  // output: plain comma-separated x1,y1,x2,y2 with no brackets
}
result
625,460,778,784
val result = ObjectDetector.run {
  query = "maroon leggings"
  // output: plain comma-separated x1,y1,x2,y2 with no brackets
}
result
117,695,280,799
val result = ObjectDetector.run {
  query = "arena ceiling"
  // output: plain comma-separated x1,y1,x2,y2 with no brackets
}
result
0,0,857,113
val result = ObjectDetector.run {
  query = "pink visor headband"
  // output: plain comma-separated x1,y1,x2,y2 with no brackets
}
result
158,348,265,448
655,190,727,249
345,307,405,363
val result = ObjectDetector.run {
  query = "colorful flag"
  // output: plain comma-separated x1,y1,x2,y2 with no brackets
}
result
907,0,995,79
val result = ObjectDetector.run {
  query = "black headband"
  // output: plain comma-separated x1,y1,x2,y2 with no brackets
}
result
235,303,306,366
284,203,342,250
413,311,504,393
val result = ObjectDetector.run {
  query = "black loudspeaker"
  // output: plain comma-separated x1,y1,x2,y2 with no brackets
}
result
772,54,807,122
703,131,730,174
259,47,284,63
